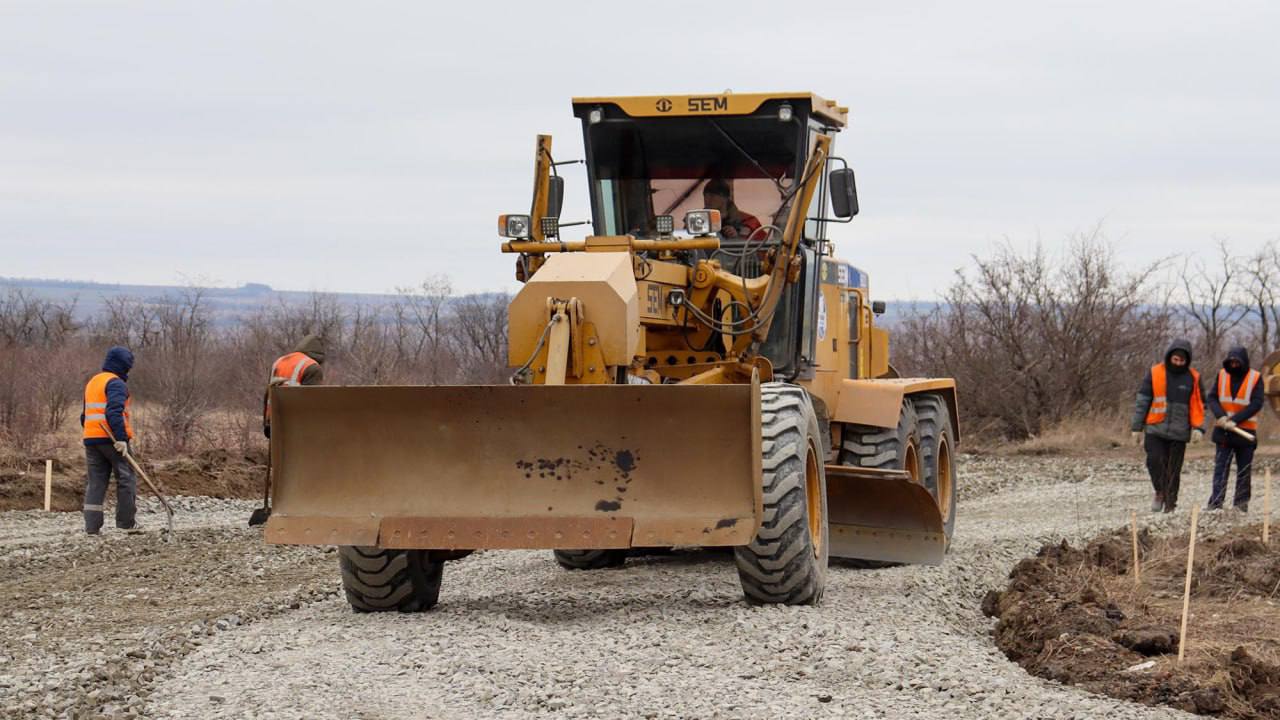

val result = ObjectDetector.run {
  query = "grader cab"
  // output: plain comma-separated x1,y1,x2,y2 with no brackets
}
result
265,92,959,612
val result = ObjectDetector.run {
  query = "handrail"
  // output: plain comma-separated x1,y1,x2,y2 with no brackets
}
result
502,238,721,254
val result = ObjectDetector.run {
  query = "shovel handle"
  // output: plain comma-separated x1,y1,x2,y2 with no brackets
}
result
1228,425,1257,443
97,422,175,533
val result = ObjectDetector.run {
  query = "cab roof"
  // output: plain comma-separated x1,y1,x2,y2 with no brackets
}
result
571,92,848,128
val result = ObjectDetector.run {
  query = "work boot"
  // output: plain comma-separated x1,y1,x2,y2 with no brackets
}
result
1234,502,1249,513
119,522,143,534
1151,493,1164,513
1205,503,1223,512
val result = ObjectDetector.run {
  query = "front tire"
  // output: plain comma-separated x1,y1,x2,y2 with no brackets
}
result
338,546,443,612
735,383,829,605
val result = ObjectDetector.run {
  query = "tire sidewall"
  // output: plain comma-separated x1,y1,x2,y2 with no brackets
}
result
803,396,831,584
911,395,957,543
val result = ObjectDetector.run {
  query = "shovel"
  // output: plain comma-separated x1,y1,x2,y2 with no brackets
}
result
248,452,272,527
98,422,175,536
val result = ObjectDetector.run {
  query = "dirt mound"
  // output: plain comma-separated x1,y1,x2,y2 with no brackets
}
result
987,524,1280,718
149,448,267,499
0,448,267,511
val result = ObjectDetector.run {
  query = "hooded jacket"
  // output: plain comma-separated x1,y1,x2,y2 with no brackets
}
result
1206,346,1263,447
81,346,134,446
1131,338,1204,442
289,334,326,380
262,335,325,436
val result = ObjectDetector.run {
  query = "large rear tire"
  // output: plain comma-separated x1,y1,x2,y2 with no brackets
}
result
338,546,443,612
911,393,957,545
838,399,921,566
735,383,829,605
553,549,627,570
839,400,920,475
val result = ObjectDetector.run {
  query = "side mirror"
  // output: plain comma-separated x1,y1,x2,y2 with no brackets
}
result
829,168,858,219
871,300,886,315
547,176,565,220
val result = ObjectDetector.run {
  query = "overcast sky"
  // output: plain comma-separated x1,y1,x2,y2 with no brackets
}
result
2,1,1278,300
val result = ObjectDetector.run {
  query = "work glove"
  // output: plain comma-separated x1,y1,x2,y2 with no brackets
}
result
1191,429,1205,444
113,440,128,455
1131,431,1143,446
1224,419,1238,431
1214,416,1229,429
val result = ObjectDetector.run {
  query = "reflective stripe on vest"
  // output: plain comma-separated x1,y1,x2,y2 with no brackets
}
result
1217,368,1260,430
270,352,318,386
83,372,133,440
1144,363,1204,429
264,352,319,423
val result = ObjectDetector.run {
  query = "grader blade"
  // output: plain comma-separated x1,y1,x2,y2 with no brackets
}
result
1262,349,1280,419
824,464,946,565
264,383,762,550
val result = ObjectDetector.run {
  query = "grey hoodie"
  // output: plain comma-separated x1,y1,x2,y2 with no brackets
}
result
1131,338,1204,442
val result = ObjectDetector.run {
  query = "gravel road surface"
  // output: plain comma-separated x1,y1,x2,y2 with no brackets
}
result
1,454,1265,719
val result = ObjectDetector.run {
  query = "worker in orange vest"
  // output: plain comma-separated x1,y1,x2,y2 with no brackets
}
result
262,334,326,438
1206,346,1262,512
80,346,138,534
1130,339,1205,513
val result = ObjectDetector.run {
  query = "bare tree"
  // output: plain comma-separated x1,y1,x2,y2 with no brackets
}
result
450,293,510,384
1180,239,1249,362
1240,239,1280,354
392,275,455,384
143,287,215,453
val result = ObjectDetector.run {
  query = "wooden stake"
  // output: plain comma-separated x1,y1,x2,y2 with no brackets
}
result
1177,505,1200,664
1265,467,1271,545
43,460,52,512
1130,510,1141,585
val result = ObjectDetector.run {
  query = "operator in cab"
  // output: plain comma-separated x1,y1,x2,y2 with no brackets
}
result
702,179,762,241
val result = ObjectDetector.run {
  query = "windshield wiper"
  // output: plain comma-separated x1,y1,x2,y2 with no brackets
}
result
660,173,713,216
708,120,786,195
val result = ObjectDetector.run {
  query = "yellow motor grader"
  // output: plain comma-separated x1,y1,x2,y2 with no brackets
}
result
264,92,960,611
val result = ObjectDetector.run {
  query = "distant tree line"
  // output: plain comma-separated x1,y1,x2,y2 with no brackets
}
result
0,276,509,457
5,233,1279,454
894,230,1280,439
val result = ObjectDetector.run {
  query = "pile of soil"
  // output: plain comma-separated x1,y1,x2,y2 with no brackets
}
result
0,447,267,511
985,523,1280,718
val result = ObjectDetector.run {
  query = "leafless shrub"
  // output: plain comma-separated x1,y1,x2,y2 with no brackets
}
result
0,290,87,450
896,231,1172,439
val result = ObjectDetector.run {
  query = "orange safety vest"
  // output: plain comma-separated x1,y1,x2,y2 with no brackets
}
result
83,372,133,441
264,352,319,424
1145,363,1204,429
1216,368,1261,431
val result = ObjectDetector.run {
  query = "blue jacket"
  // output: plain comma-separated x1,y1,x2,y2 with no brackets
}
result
81,346,134,446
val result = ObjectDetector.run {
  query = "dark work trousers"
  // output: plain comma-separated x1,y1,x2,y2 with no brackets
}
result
1209,442,1254,509
1144,434,1187,511
83,444,137,533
